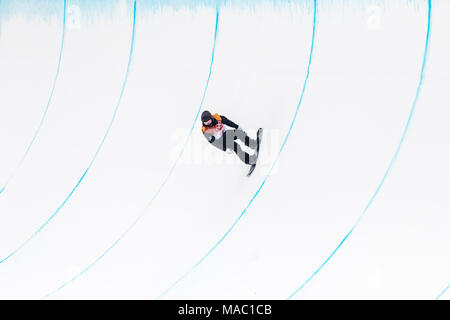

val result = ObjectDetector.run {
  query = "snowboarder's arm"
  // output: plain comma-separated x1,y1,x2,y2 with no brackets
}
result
220,115,239,129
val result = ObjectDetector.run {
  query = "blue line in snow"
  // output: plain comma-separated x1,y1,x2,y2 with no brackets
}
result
435,284,449,300
156,0,317,300
0,0,67,196
42,6,220,299
0,0,137,265
287,0,432,300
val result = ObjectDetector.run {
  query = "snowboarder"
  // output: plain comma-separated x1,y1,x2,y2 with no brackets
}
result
200,110,262,175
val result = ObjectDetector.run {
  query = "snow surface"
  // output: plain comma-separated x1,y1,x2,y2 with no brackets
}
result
0,0,448,299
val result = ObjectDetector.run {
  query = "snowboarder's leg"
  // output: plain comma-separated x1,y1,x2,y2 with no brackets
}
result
233,141,257,165
233,128,258,151
247,129,263,177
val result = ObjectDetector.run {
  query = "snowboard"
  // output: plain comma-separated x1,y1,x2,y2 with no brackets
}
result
247,128,263,177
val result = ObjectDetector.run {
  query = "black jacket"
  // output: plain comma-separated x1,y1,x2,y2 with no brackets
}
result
202,115,239,144
220,115,239,130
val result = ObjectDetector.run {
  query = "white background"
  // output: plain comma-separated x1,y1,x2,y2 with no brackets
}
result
0,0,448,299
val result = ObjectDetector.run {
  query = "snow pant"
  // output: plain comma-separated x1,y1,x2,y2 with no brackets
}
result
212,128,258,165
